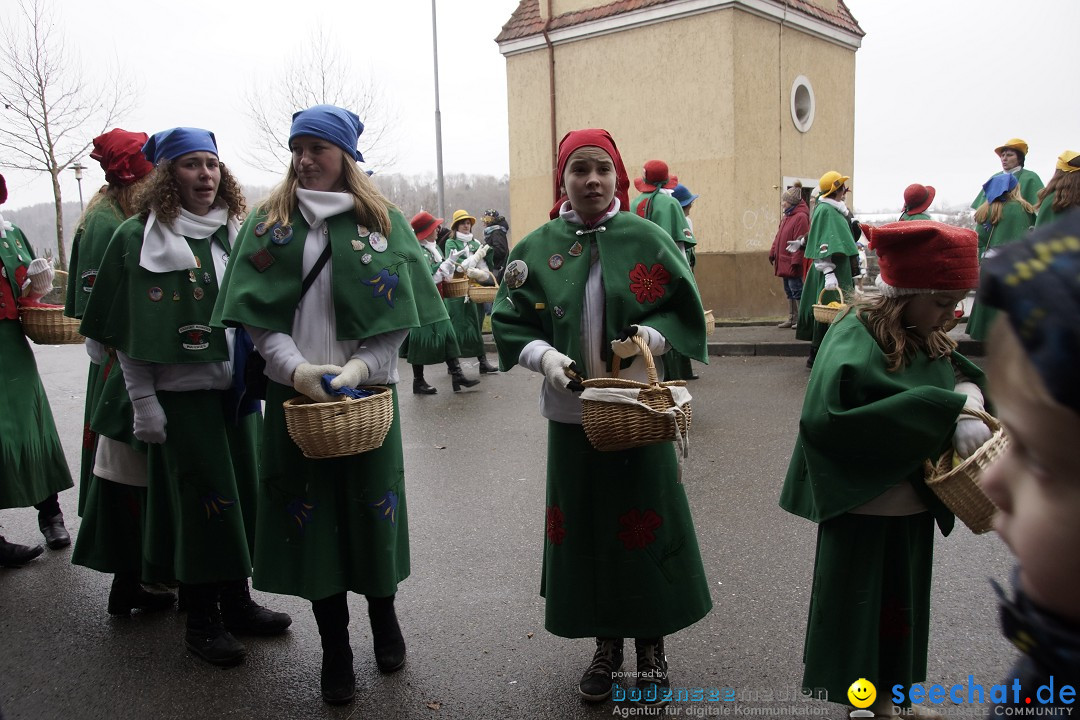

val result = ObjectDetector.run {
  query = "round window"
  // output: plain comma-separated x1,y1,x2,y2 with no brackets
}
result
790,75,815,133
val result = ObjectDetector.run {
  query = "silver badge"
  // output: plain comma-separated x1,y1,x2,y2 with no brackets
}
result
360,253,373,265
357,224,370,238
504,259,528,289
368,232,387,252
351,240,366,252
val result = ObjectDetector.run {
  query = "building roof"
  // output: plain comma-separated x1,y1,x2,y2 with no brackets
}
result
495,0,864,44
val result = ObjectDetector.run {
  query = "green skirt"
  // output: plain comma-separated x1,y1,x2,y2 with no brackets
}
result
71,474,148,576
0,320,74,509
142,390,259,584
801,512,934,702
445,296,484,357
965,301,996,342
399,318,462,365
663,348,693,381
252,381,410,602
76,360,105,517
541,421,712,638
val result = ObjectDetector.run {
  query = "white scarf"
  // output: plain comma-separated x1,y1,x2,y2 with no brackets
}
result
557,197,621,227
140,207,238,272
819,196,851,218
297,188,355,228
420,239,444,263
455,230,474,243
0,211,11,239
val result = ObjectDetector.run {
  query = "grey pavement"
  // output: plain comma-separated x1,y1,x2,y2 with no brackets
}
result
1,342,1010,720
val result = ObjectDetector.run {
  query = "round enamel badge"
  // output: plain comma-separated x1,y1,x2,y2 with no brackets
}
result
504,259,528,289
548,254,564,270
368,232,387,252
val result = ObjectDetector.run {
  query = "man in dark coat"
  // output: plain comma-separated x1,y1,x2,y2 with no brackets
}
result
481,210,509,283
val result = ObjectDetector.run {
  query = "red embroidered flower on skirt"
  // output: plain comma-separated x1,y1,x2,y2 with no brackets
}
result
546,505,566,546
629,263,670,303
617,508,663,550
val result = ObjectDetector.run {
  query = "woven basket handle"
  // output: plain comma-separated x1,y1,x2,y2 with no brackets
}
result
816,286,845,305
610,334,659,385
959,407,1003,433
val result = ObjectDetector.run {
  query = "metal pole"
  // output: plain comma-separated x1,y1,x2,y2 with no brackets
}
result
431,0,446,221
72,162,86,212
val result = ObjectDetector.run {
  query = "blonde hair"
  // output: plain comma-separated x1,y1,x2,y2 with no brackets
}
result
261,156,393,235
78,176,150,228
1035,169,1080,214
134,160,246,225
974,185,1035,226
856,294,956,373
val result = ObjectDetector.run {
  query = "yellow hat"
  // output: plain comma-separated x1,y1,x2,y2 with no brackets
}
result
818,171,850,197
995,138,1029,157
1056,150,1080,173
450,209,476,228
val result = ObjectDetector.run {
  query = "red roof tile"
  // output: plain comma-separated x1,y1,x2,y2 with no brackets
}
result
495,0,864,44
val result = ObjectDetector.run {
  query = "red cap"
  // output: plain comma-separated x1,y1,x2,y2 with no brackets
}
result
0,173,6,205
864,220,979,296
410,211,444,242
551,128,630,220
633,159,678,193
90,129,154,186
902,183,936,216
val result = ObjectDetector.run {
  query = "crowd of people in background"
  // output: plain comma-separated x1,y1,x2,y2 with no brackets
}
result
1,114,1078,719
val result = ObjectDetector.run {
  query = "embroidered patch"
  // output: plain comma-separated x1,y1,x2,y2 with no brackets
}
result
199,490,236,519
628,262,671,303
286,498,316,531
548,254,564,270
179,324,212,351
819,243,829,254
504,260,528,289
370,490,399,525
368,231,387,252
361,251,415,308
617,508,663,550
81,269,97,293
250,248,275,272
683,228,693,239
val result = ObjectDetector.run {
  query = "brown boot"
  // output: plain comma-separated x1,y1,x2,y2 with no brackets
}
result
777,299,797,328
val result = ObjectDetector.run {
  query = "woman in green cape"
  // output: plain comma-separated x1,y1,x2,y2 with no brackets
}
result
1033,150,1080,228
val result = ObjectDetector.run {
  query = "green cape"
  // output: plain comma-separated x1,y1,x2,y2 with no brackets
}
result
971,168,1044,208
65,197,126,319
630,190,696,247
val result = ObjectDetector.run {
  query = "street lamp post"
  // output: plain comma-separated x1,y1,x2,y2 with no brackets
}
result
71,161,85,212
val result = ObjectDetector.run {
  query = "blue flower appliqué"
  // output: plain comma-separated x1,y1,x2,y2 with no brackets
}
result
200,491,236,520
361,251,415,308
286,497,316,532
370,490,399,525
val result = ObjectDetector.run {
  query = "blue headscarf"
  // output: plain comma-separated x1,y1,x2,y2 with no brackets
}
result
289,105,364,162
980,208,1080,415
141,128,218,165
983,172,1018,205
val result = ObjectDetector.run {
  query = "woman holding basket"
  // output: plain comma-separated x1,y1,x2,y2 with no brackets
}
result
213,105,446,706
491,128,711,707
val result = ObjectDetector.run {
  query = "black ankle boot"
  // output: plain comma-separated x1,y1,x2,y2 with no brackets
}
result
0,536,44,568
108,573,177,616
412,364,437,394
477,355,499,374
634,637,670,706
183,583,245,666
38,512,70,550
447,359,479,392
367,594,406,673
219,579,292,636
578,637,624,702
313,593,355,705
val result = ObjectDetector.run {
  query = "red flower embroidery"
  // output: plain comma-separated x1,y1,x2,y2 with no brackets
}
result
546,505,566,546
628,263,670,303
617,509,663,550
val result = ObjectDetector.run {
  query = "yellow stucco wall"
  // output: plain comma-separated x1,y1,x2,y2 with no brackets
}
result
503,4,857,317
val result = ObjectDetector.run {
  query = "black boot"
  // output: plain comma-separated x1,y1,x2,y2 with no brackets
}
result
313,593,355,705
183,582,246,666
634,637,670,706
220,579,292,636
0,536,44,568
35,496,70,550
477,355,499,374
108,573,177,616
447,359,479,392
806,345,819,369
412,364,437,395
578,637,624,702
367,594,406,673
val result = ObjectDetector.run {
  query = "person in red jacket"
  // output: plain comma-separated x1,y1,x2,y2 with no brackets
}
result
769,183,809,329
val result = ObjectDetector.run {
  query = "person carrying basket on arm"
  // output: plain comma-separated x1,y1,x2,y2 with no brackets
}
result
491,128,711,708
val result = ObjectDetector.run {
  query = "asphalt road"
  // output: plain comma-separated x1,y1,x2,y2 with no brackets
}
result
0,345,1016,720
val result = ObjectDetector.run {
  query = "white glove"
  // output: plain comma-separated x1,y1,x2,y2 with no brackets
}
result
953,416,992,458
823,272,839,291
460,254,478,271
26,258,54,297
785,237,805,253
610,325,645,359
477,244,492,258
437,258,456,277
466,267,488,282
132,395,167,444
330,358,369,391
540,350,584,392
813,259,836,274
293,362,342,403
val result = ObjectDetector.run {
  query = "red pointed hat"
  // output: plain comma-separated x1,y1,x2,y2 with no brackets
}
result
902,183,936,215
633,159,678,193
863,220,979,296
410,211,444,242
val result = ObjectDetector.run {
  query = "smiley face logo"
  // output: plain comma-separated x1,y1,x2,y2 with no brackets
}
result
847,678,876,709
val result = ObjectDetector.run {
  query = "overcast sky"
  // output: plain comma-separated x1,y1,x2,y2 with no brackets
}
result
2,0,1077,214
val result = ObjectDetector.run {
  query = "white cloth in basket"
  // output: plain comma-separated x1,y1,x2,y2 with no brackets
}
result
579,385,692,462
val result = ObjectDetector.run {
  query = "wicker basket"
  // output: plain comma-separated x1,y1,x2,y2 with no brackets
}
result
443,277,469,298
923,409,1006,534
283,387,394,459
580,336,692,452
812,287,847,325
20,305,84,345
703,309,716,336
468,284,498,304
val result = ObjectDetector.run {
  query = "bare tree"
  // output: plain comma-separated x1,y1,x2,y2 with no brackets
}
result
0,0,134,269
241,27,399,175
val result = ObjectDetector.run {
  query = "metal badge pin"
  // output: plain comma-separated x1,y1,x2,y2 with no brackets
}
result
548,254,564,270
360,253,373,265
254,222,268,237
357,224,370,238
148,287,163,302
568,242,583,257
351,239,365,252
193,287,205,300
368,232,387,252
203,272,212,285
188,270,196,283
553,306,565,318
271,224,293,246
172,290,180,301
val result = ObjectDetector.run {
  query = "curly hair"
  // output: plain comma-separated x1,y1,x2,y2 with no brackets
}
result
260,155,393,234
973,185,1034,227
134,159,247,224
1036,169,1080,214
855,294,956,373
